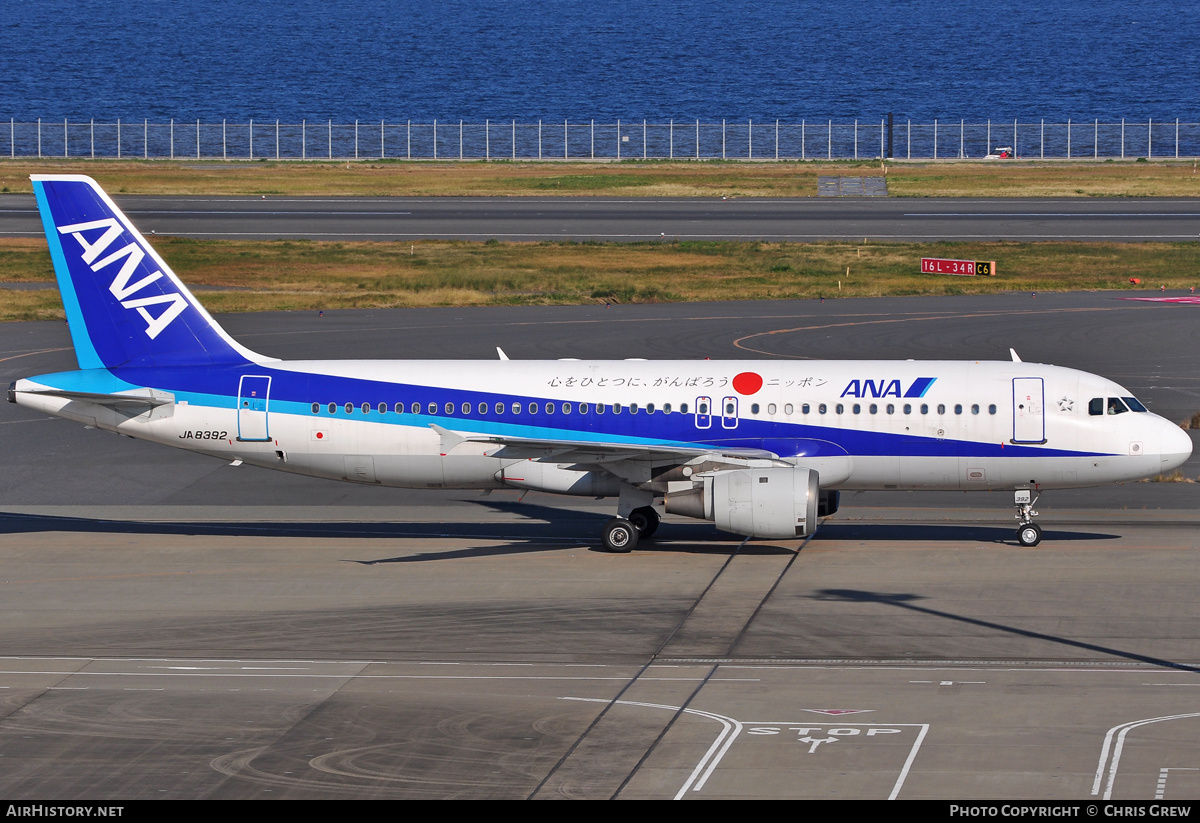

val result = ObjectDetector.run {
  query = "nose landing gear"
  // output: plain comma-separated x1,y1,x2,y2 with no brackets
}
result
1014,489,1042,546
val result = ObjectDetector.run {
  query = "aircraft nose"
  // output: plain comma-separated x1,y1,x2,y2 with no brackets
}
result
1158,418,1194,474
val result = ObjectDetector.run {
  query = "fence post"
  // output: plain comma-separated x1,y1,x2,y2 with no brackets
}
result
882,117,886,159
827,119,831,160
1176,118,1179,158
670,119,674,159
1121,118,1124,158
1013,118,1017,158
459,119,463,160
197,119,200,159
1094,119,1098,158
644,119,648,159
355,119,359,160
486,119,489,159
723,119,726,159
907,119,911,159
275,119,279,160
1148,117,1152,158
564,119,567,159
1040,119,1044,159
146,119,150,159
408,120,411,159
539,119,542,159
853,118,857,159
776,119,779,160
801,119,805,160
329,119,332,160
748,118,752,159
960,118,964,158
248,119,252,160
64,118,68,158
117,119,120,159
1067,119,1071,159
514,119,518,160
589,119,593,159
37,118,40,158
91,118,95,159
987,119,991,156
170,118,174,159
222,120,226,160
694,119,698,159
617,119,621,159
302,120,305,160
384,119,387,159
934,119,938,159
434,120,438,160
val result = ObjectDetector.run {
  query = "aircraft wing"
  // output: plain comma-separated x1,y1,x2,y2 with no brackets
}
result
429,424,780,462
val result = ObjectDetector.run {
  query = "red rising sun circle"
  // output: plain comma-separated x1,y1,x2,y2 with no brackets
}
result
732,372,763,395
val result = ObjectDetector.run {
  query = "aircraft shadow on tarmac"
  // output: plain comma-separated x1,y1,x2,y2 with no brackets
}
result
811,588,1199,672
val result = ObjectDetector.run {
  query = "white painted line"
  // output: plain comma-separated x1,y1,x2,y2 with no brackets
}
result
1092,712,1200,798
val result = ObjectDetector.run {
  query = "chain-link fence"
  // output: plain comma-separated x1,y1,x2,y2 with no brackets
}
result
4,117,1198,161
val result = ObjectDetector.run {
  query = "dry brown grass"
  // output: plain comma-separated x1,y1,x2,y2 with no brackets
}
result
4,235,1200,320
3,157,1200,198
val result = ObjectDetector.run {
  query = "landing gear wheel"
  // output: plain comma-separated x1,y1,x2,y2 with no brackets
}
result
601,518,639,553
1017,523,1042,547
628,506,660,538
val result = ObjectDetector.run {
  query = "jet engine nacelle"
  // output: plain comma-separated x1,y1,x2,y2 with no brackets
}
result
665,466,820,539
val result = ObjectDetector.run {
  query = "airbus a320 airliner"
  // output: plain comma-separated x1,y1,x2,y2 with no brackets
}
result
9,176,1193,550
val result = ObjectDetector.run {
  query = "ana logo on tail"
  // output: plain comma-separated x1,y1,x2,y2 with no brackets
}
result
56,217,187,340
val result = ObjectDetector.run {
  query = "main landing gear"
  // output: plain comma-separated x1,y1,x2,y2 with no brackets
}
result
1014,489,1042,547
600,506,660,553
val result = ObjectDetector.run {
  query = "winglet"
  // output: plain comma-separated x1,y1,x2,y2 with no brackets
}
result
1009,348,1022,363
429,423,467,456
497,347,509,361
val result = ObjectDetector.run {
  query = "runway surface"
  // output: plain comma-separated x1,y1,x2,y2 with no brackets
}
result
2,294,1199,799
2,194,1200,242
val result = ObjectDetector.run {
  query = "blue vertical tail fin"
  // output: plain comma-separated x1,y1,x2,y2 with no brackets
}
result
32,174,267,370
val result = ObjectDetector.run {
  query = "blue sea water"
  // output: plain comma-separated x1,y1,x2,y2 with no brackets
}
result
1,0,1195,122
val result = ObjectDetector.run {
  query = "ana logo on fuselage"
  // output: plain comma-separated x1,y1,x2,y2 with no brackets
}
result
841,377,937,398
57,217,187,340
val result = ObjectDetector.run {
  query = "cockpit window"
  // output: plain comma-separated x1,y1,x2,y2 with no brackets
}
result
1088,398,1104,416
1122,396,1148,412
1107,397,1129,415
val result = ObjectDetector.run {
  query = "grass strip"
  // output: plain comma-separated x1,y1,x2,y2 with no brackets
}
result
1,158,1199,198
2,236,1197,321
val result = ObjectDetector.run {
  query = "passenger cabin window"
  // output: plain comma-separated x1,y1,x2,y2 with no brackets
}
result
428,402,437,414
495,402,505,414
328,402,337,414
395,402,405,414
478,402,488,414
412,402,421,414
580,403,590,414
751,403,760,414
311,403,320,414
361,402,370,414
679,403,688,414
345,402,354,414
989,404,997,414
378,402,387,414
